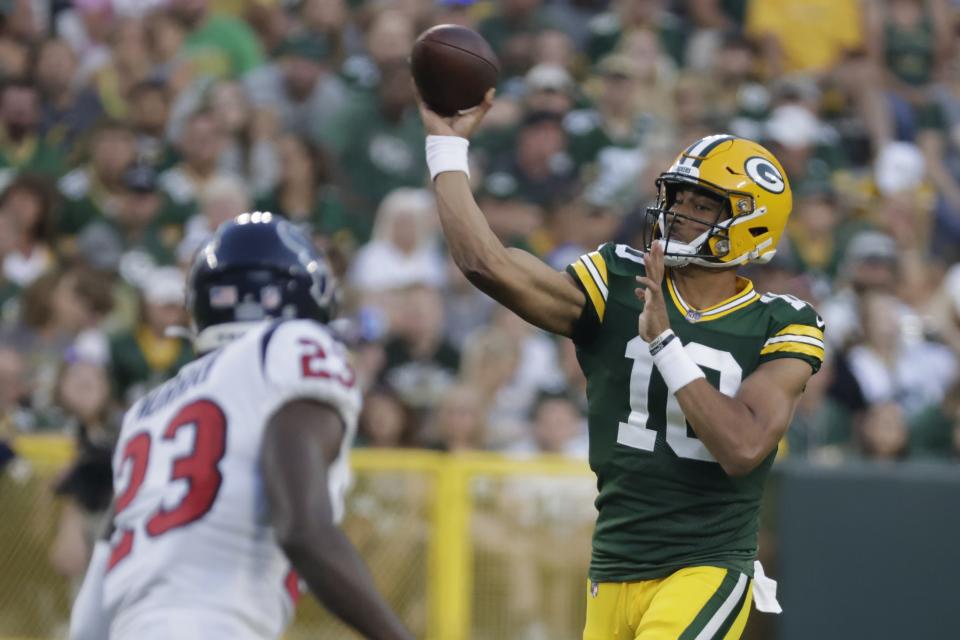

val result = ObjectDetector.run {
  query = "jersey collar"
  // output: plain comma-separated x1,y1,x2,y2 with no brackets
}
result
666,274,760,323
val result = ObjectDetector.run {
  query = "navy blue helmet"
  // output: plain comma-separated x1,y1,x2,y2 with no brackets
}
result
187,212,336,352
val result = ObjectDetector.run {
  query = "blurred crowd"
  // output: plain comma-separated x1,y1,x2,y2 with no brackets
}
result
0,0,959,585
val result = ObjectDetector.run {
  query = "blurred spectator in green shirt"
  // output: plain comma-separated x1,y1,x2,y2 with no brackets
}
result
587,0,688,67
127,79,178,170
327,61,425,233
779,181,853,287
486,110,577,209
474,171,545,253
170,0,264,79
684,0,749,71
701,32,768,130
471,63,575,169
0,80,66,186
76,164,183,284
56,121,138,239
108,266,193,405
478,0,553,78
566,53,661,170
865,0,952,141
299,0,363,65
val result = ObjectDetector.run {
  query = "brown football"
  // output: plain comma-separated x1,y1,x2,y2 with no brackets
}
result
411,24,499,117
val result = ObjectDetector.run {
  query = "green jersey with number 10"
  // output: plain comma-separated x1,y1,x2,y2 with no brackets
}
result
566,243,824,582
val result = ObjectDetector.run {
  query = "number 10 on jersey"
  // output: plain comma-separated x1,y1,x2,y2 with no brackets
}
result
616,336,742,462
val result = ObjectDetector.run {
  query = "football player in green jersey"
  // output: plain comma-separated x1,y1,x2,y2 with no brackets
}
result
419,90,823,639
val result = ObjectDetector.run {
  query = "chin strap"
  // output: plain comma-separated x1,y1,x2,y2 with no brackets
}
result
191,321,264,354
656,206,774,268
164,325,194,340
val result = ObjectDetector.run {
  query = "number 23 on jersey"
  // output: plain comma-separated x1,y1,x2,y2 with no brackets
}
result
108,399,228,570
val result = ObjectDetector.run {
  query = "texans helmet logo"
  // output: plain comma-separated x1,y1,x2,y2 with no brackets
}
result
744,156,785,194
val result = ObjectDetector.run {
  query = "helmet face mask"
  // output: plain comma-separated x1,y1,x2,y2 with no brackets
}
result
643,135,792,269
643,179,735,268
187,212,337,352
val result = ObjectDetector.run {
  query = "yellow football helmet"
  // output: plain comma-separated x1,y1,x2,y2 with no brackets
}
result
644,134,793,268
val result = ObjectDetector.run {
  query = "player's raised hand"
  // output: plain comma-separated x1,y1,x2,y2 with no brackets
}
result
415,86,496,139
635,240,670,342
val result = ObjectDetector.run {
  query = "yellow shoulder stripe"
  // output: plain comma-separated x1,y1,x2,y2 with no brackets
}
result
777,324,824,341
588,252,608,285
572,261,606,321
760,341,825,360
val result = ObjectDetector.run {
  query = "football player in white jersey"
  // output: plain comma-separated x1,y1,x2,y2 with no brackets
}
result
68,212,412,640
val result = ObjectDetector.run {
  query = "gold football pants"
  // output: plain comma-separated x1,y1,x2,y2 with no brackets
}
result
582,566,752,639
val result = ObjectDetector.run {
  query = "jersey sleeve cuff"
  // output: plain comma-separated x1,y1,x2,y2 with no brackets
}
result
567,252,609,321
758,350,823,374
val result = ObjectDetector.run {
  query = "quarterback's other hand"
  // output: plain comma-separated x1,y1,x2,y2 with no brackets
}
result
415,85,495,139
635,241,670,341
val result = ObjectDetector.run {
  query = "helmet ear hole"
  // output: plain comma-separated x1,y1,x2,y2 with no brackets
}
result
749,226,769,237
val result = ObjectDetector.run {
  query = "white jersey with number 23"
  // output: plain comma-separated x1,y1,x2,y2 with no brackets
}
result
102,319,360,640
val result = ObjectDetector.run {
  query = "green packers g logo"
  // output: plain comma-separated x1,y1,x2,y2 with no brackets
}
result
744,156,785,194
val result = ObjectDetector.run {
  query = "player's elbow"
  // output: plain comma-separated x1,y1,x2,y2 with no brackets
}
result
459,250,509,290
459,259,492,287
719,457,758,478
719,442,769,477
277,520,337,561
273,522,302,556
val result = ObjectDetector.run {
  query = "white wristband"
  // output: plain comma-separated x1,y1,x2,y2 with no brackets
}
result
648,328,676,356
652,334,705,394
426,135,470,180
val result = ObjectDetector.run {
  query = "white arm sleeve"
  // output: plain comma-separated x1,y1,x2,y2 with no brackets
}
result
68,540,112,640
